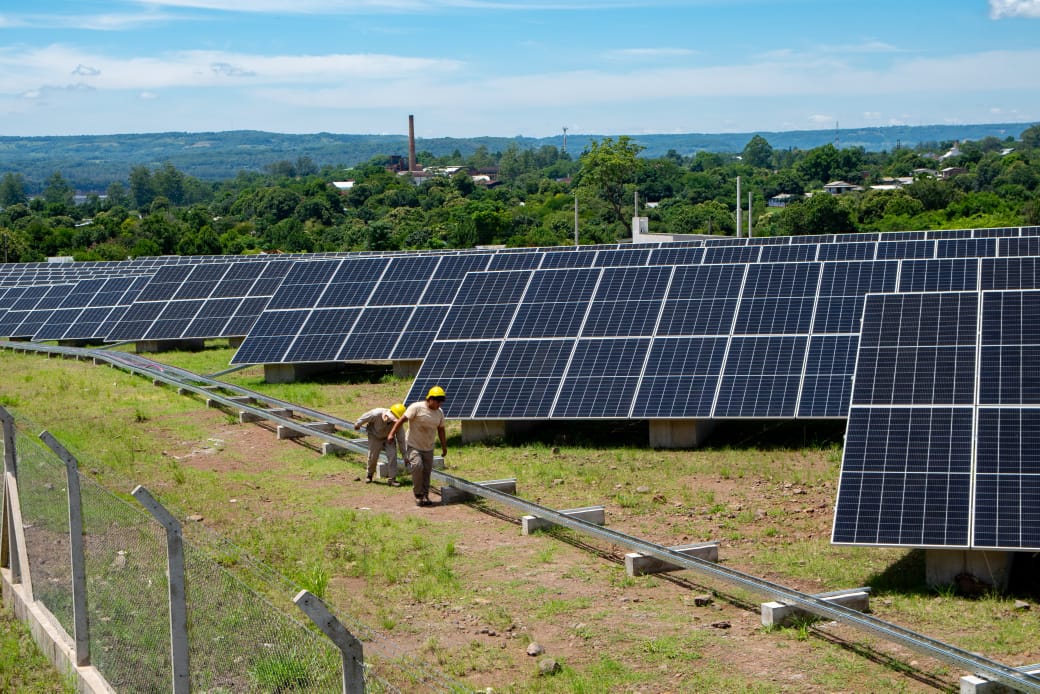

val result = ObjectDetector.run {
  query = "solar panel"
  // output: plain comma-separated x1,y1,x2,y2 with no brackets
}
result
831,288,1040,550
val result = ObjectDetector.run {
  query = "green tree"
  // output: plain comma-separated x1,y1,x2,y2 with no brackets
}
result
741,135,774,169
0,173,27,206
575,136,644,236
42,171,75,209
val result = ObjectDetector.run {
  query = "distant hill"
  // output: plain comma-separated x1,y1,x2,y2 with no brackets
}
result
0,122,1034,193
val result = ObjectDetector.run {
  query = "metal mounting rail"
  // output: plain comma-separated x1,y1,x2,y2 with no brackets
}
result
4,339,1039,692
433,476,1040,693
0,342,369,456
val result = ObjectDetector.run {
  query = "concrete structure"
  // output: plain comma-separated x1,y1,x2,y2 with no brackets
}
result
460,420,537,443
441,478,518,505
263,362,342,384
625,542,719,576
1,569,115,693
760,588,871,628
135,339,206,354
960,664,1040,693
276,421,337,440
522,506,605,535
649,419,716,449
392,360,423,379
925,549,1014,592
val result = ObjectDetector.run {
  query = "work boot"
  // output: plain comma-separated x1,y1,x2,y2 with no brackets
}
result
365,476,372,484
388,479,400,487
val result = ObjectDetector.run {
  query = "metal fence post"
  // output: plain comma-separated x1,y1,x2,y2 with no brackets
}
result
132,485,190,694
293,590,365,693
39,431,91,666
0,405,28,593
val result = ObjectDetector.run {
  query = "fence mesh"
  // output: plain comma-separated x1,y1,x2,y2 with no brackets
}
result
4,407,471,693
13,430,74,636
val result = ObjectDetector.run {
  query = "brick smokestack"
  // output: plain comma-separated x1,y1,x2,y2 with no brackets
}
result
408,114,416,172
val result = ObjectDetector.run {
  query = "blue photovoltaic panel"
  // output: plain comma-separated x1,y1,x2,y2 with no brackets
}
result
508,267,599,339
927,228,973,240
937,238,995,259
734,263,820,335
337,306,412,360
979,290,1040,405
797,335,859,417
998,236,1040,257
541,249,599,269
812,261,898,334
898,258,979,292
981,257,1040,290
552,338,650,418
136,265,193,301
437,271,528,340
657,264,744,335
704,246,760,264
266,261,340,310
817,242,876,262
230,310,311,364
713,336,806,417
594,247,650,267
875,240,934,260
648,247,705,266
974,408,1040,549
581,266,670,337
474,339,574,418
631,337,727,417
759,244,818,263
852,292,977,405
832,407,973,546
391,305,449,359
406,340,503,418
488,251,543,271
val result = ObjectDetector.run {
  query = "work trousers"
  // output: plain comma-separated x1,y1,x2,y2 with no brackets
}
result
408,447,434,500
367,433,399,480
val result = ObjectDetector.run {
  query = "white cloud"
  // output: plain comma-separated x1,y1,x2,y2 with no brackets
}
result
863,111,882,119
0,45,463,93
127,0,700,12
989,0,1040,18
808,114,834,125
605,48,696,59
139,91,159,100
72,64,101,77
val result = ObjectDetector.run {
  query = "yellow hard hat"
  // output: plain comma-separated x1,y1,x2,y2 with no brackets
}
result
427,385,446,399
390,403,406,418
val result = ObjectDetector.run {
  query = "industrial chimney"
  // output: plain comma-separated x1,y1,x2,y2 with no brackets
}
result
408,114,416,173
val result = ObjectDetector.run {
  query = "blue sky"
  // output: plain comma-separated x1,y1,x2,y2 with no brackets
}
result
1,0,1039,138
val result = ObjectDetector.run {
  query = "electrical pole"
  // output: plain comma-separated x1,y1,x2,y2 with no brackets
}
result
736,176,742,238
574,194,579,245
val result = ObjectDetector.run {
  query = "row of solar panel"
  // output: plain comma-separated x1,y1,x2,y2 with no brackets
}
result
833,289,1040,551
398,257,1040,420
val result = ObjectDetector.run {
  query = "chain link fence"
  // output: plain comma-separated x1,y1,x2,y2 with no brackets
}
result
3,413,350,692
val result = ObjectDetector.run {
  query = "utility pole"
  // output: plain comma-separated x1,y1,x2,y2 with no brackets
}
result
562,127,568,154
574,194,579,245
748,191,753,238
736,176,742,238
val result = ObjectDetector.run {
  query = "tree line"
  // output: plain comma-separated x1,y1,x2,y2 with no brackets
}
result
1,124,1039,263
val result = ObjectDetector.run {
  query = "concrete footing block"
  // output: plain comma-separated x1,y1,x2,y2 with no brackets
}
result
522,506,605,535
960,665,1040,693
761,588,871,628
625,542,719,576
323,441,351,456
277,421,336,440
441,479,518,505
227,395,253,405
239,411,263,423
266,407,293,418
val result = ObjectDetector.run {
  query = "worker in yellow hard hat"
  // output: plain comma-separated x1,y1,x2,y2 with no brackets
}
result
354,403,407,486
387,386,447,507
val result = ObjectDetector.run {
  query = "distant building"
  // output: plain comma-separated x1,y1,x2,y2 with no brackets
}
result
331,180,355,193
768,193,798,207
823,181,862,195
940,166,967,179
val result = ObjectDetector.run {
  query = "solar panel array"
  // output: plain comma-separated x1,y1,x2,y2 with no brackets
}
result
402,231,1040,421
833,257,1040,551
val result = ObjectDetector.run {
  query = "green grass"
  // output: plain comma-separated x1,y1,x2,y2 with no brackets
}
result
0,597,76,693
0,346,1031,693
